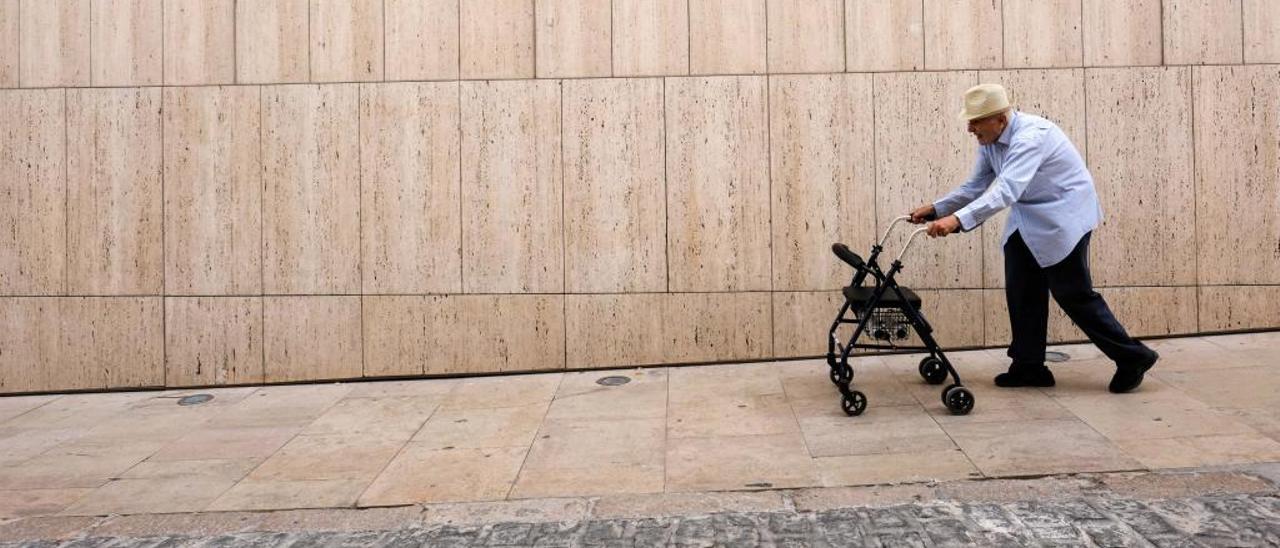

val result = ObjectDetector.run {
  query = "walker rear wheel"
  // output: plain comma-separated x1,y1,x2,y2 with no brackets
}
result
943,385,974,415
919,356,947,385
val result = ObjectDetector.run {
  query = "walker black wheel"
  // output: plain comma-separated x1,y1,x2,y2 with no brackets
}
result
919,356,947,385
841,391,867,417
943,386,974,415
941,383,959,405
828,363,852,386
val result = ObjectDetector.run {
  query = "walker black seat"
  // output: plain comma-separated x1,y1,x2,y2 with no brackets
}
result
841,285,922,308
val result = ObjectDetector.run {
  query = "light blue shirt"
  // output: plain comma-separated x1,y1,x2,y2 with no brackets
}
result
933,111,1102,268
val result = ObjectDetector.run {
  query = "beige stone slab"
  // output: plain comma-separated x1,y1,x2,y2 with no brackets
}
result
0,391,149,429
1199,286,1280,332
669,361,784,405
0,395,59,424
262,84,360,294
0,0,15,87
411,403,546,450
66,88,163,295
562,78,665,293
0,90,65,295
1085,67,1195,287
71,298,164,390
1194,66,1280,285
591,491,786,519
689,0,766,75
385,0,458,80
302,396,439,441
0,451,154,490
360,82,462,294
440,372,562,410
207,384,351,429
263,296,361,383
780,357,920,408
0,427,85,467
1082,0,1162,67
770,74,875,292
310,0,383,82
207,478,370,512
524,417,664,469
846,0,923,72
772,292,842,358
162,0,234,85
62,459,257,516
364,295,565,377
817,450,979,487
546,368,667,421
793,402,957,458
535,0,610,78
346,378,459,399
1147,335,1268,372
1001,0,1082,69
0,299,78,393
612,0,688,76
1039,356,1175,396
1163,0,1244,65
163,86,262,295
423,497,589,526
873,71,982,289
245,435,404,482
90,0,161,86
941,419,1143,477
358,444,527,505
1244,0,1280,63
20,0,89,87
974,69,1086,287
667,77,770,291
68,404,220,445
460,0,534,79
666,433,820,492
909,289,986,349
235,0,309,84
566,293,772,368
923,0,1001,70
1056,390,1257,442
766,0,842,73
1203,330,1280,351
1116,433,1280,469
1157,365,1280,410
150,425,301,461
511,463,665,500
669,393,799,439
460,80,563,293
0,489,90,518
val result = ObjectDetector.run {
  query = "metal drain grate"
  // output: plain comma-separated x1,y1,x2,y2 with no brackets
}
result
177,394,214,406
596,375,631,386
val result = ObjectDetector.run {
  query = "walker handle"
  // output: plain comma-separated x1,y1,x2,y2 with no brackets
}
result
895,227,931,264
878,216,913,247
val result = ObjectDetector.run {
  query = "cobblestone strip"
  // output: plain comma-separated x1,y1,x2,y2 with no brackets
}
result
5,492,1279,548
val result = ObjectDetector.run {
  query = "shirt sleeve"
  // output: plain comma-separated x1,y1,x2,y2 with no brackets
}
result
953,133,1049,231
933,152,996,218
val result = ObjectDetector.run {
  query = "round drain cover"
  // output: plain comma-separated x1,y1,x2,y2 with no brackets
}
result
178,394,214,406
1045,351,1071,363
596,375,631,386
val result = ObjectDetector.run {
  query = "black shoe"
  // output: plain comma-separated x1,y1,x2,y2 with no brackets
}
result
994,367,1055,388
1109,349,1159,393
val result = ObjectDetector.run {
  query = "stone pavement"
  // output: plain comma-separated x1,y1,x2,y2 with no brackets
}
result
0,331,1278,543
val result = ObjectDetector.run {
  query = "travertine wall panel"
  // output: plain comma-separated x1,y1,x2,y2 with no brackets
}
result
1085,67,1196,287
1002,0,1082,69
562,78,666,293
984,287,1199,347
770,74,875,291
0,0,16,87
91,0,162,86
1163,0,1244,65
236,0,310,84
0,90,65,295
66,88,163,295
385,0,459,81
165,297,264,387
535,0,611,78
460,80,564,293
766,0,843,74
612,0,688,76
666,76,770,292
1193,66,1280,285
360,82,462,294
163,86,263,295
1243,0,1280,63
689,0,766,75
310,0,384,82
1082,0,1163,67
264,296,362,382
923,0,1001,70
262,85,361,295
845,0,923,72
20,0,90,87
460,0,535,80
1199,286,1280,332
162,0,234,85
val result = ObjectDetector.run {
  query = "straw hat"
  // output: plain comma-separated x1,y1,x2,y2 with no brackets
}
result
958,83,1012,121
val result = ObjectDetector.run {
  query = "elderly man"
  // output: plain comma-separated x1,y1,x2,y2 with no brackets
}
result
909,83,1159,393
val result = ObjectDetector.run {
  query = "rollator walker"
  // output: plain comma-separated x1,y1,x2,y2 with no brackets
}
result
826,216,975,417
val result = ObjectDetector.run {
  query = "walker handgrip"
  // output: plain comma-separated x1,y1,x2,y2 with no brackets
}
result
878,216,913,247
831,243,866,270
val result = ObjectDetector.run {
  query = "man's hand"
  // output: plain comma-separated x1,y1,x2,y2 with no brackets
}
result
908,204,936,224
927,215,961,238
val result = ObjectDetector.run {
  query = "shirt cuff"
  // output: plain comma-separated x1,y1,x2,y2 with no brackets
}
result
954,209,979,232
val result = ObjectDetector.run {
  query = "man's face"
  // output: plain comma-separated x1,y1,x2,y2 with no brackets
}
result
967,112,1007,145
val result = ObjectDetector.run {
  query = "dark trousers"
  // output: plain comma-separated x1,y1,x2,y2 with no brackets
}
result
1004,231,1150,369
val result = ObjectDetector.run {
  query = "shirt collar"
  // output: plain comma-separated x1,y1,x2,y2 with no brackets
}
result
996,111,1019,146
